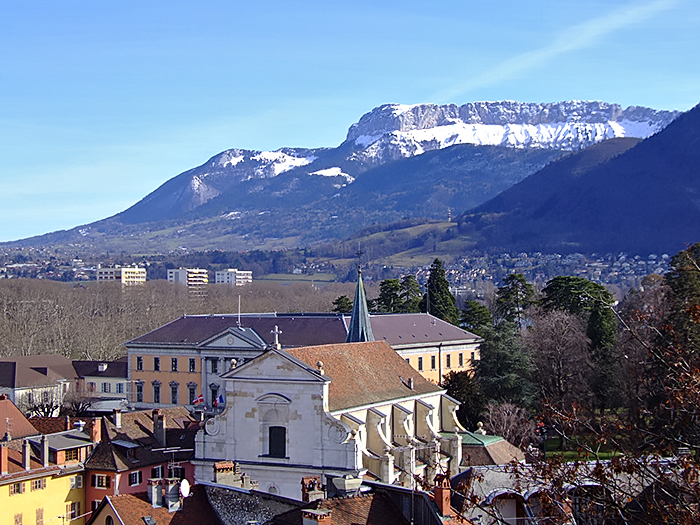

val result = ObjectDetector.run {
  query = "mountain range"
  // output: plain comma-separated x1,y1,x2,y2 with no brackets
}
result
3,100,685,257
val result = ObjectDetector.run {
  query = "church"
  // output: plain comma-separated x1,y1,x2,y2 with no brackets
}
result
192,269,466,499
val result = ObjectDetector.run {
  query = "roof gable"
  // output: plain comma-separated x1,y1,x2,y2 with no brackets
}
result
201,328,267,349
221,349,327,383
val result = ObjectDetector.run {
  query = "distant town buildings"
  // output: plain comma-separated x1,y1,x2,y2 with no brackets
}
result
167,268,208,288
96,265,146,285
214,268,253,286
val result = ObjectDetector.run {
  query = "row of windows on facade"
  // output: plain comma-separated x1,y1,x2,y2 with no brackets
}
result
9,476,82,497
12,506,79,525
133,382,219,406
406,351,476,371
84,382,126,394
135,356,198,373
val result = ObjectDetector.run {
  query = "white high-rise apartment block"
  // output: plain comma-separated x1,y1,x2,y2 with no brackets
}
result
167,268,209,287
96,265,147,285
215,269,253,286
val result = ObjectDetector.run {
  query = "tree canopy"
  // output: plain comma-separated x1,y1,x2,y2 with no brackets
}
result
420,258,459,325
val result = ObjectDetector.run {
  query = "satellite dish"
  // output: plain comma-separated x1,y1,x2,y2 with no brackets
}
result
180,478,191,498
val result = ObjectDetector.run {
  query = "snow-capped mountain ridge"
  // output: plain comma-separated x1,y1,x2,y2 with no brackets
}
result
344,101,678,164
115,100,679,224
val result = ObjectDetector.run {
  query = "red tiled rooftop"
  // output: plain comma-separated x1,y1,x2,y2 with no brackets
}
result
285,341,442,412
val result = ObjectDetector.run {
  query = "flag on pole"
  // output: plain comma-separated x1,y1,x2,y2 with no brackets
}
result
217,394,225,406
193,393,204,405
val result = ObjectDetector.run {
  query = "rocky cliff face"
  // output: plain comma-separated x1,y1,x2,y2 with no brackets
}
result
343,101,679,165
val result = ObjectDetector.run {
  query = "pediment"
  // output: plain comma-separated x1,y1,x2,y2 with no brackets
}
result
221,349,326,383
201,328,265,349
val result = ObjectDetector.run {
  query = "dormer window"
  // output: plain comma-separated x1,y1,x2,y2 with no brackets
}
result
98,363,108,373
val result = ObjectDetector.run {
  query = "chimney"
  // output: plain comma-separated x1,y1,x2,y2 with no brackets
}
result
1,444,8,475
433,474,453,517
90,418,102,444
41,435,49,467
330,475,362,498
163,478,181,512
148,478,163,508
301,476,325,502
113,408,122,429
65,415,71,431
301,509,331,525
316,361,324,375
23,439,31,470
152,409,165,446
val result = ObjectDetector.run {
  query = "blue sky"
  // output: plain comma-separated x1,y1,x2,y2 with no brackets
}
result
1,0,698,242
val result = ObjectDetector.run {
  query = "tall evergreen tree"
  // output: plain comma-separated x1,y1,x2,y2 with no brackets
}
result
420,259,459,325
495,273,535,328
460,300,493,337
376,279,401,313
398,275,422,313
476,321,536,408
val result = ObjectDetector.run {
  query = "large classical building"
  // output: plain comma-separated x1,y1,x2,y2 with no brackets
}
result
193,340,465,500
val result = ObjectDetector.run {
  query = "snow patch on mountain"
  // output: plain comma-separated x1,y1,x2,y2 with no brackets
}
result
309,167,355,185
251,151,317,178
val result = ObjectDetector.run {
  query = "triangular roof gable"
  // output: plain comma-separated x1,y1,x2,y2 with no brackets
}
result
220,348,328,383
199,327,267,349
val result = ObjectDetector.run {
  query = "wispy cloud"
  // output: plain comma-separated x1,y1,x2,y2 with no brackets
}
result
431,0,679,103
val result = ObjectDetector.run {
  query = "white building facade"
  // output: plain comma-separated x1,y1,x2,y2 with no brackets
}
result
96,266,147,284
193,341,464,500
167,268,209,287
215,269,253,286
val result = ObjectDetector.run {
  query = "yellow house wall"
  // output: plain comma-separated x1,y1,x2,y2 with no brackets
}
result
398,343,480,383
1,472,85,525
131,353,200,404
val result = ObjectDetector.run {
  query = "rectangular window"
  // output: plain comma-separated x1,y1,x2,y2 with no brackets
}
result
151,466,162,478
91,501,101,512
171,358,178,372
136,356,143,371
66,502,80,521
88,382,96,393
471,351,476,363
189,358,196,373
405,358,410,365
189,386,196,405
168,466,185,479
128,471,143,486
101,382,111,393
36,508,43,525
269,426,286,458
211,386,219,405
153,384,161,404
42,391,49,403
91,474,111,489
70,475,82,489
446,354,451,369
116,383,124,394
153,357,160,372
431,355,436,370
65,449,79,461
136,383,143,403
10,482,25,495
171,384,178,405
31,479,46,491
459,353,464,367
418,357,423,371
211,359,218,374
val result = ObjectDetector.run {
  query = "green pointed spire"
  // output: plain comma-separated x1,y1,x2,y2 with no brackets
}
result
346,268,375,343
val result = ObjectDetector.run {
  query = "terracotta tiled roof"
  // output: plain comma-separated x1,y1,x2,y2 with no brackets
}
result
96,485,222,525
85,408,199,472
127,314,347,348
285,341,443,412
0,397,39,439
29,416,94,435
271,493,410,525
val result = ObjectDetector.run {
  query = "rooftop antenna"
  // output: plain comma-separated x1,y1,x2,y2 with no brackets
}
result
237,295,241,328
